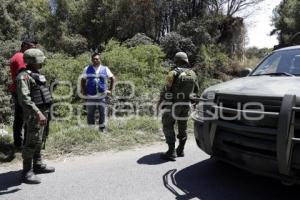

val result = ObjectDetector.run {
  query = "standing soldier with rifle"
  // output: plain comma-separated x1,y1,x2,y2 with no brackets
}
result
16,48,55,184
158,52,199,161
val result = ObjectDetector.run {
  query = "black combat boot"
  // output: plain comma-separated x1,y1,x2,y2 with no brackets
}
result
33,163,55,174
176,139,187,157
33,151,55,174
161,143,176,161
22,160,41,184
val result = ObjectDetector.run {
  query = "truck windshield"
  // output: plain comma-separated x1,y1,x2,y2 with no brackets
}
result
251,49,300,76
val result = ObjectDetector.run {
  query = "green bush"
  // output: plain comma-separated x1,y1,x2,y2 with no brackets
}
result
102,40,166,98
196,45,230,77
0,40,21,64
159,32,197,64
194,44,233,92
60,34,88,56
123,33,154,48
0,66,12,124
42,52,90,100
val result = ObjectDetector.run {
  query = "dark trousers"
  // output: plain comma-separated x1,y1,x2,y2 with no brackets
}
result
12,93,26,147
86,98,107,129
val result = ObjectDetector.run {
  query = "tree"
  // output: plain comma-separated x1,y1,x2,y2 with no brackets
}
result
0,0,26,40
156,0,208,39
272,0,300,48
80,0,118,49
115,0,159,41
160,32,197,64
208,0,265,17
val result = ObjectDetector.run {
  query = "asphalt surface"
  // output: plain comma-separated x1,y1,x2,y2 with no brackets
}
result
0,139,299,200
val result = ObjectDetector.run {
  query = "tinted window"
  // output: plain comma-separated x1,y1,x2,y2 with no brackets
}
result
252,49,300,75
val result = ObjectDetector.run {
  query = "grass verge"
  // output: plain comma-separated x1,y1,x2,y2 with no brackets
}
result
0,116,194,163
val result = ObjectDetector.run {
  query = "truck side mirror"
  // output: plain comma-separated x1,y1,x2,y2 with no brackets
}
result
240,68,253,77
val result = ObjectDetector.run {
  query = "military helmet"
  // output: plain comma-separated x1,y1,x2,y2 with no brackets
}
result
174,52,189,64
23,48,46,65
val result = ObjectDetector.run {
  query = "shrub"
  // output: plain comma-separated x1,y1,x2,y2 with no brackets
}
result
60,34,88,56
0,40,20,65
196,45,230,77
41,53,90,118
159,32,197,64
178,19,213,46
102,40,166,98
123,33,154,48
0,60,12,125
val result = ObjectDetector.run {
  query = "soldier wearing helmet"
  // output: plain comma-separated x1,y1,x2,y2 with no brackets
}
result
159,52,199,161
9,39,37,150
16,48,55,184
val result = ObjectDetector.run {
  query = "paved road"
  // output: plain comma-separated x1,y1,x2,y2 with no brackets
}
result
0,139,299,200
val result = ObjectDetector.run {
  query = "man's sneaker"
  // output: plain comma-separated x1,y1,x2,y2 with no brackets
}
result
33,164,55,174
22,170,41,184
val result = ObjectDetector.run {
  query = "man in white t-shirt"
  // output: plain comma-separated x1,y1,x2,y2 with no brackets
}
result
80,53,115,132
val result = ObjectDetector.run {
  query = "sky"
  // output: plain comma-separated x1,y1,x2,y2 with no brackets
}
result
245,0,282,48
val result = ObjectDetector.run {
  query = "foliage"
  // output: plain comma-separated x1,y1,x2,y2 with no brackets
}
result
0,67,11,124
0,40,21,64
208,0,264,17
123,33,154,48
245,47,271,59
42,52,90,103
272,0,300,47
196,44,231,78
160,32,197,64
0,0,25,40
0,39,17,124
177,18,217,46
194,44,244,92
59,34,88,56
0,0,252,61
101,40,166,98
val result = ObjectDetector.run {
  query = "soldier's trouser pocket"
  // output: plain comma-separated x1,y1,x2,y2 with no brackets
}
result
22,114,44,161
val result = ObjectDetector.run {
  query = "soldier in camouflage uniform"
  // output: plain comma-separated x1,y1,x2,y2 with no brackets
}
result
159,52,199,161
16,49,55,184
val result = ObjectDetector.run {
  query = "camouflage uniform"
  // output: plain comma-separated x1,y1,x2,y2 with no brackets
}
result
16,48,54,184
160,52,199,161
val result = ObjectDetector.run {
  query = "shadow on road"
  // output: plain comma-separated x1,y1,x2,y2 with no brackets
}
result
0,170,22,196
137,153,169,165
163,158,299,200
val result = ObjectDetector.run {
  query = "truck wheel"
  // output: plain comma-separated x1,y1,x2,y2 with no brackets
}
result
0,143,15,163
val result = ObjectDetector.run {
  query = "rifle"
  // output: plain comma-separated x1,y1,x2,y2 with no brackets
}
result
42,111,51,149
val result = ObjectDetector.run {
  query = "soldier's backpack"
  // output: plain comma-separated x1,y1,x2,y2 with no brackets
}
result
171,68,197,101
